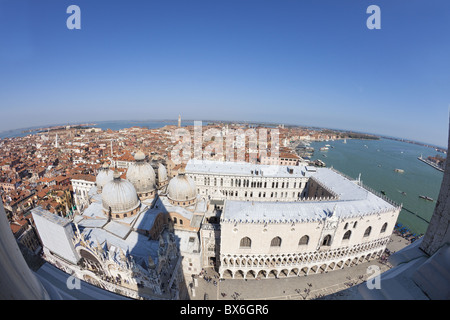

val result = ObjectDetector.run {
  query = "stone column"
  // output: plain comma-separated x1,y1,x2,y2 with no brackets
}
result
420,119,450,256
0,201,50,299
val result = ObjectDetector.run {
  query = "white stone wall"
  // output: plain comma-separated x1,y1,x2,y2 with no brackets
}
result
188,172,309,202
218,208,399,279
71,179,95,212
200,224,221,269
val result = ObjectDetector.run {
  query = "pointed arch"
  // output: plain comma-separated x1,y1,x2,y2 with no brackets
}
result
322,234,332,246
239,236,252,248
298,235,309,246
343,230,351,240
270,236,282,247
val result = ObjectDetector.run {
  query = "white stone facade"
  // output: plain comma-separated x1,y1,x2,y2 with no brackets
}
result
184,160,401,279
219,208,398,279
33,205,183,300
185,160,314,203
71,178,95,213
63,159,403,290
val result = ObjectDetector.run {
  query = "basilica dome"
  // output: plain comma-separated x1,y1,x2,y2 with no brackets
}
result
167,173,197,206
126,151,156,200
102,171,140,218
157,163,168,187
96,163,114,193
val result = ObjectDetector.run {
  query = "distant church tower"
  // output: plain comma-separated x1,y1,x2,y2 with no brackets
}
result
55,133,59,148
178,114,181,128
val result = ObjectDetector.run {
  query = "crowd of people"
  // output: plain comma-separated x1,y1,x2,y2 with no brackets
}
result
198,268,221,287
194,224,423,300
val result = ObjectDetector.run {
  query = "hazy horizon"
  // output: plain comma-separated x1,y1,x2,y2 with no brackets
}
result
1,117,447,149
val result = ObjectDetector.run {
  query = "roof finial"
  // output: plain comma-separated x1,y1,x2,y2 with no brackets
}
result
113,170,121,180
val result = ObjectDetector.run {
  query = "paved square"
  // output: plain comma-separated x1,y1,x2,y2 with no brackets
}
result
187,234,411,300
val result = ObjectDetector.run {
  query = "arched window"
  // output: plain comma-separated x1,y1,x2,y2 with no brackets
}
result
343,230,351,240
364,226,372,237
299,235,309,246
173,217,177,224
270,236,282,247
380,223,388,233
240,237,252,248
344,222,349,229
322,235,332,246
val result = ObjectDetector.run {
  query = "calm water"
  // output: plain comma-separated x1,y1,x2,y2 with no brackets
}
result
309,138,444,235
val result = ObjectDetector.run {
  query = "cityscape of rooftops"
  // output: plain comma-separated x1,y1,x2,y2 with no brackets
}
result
0,0,448,305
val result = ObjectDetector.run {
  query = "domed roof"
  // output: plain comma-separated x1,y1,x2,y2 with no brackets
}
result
158,163,168,182
167,173,197,202
134,150,146,161
102,171,140,214
96,164,114,192
126,151,156,194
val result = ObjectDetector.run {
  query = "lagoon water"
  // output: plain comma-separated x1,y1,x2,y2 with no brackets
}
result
309,138,444,235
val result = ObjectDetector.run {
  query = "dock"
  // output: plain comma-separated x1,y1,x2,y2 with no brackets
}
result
417,156,444,172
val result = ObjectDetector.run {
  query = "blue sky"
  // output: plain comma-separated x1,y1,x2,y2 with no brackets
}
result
0,0,449,147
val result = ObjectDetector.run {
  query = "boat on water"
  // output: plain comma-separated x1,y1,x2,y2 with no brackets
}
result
343,139,347,144
394,168,404,173
320,147,329,151
314,159,326,167
419,195,433,201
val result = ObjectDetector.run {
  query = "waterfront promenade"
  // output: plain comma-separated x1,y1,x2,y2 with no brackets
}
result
187,234,411,300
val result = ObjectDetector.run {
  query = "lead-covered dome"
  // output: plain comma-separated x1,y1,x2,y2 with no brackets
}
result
126,151,156,200
102,171,140,218
157,163,168,187
167,173,197,206
96,163,114,193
